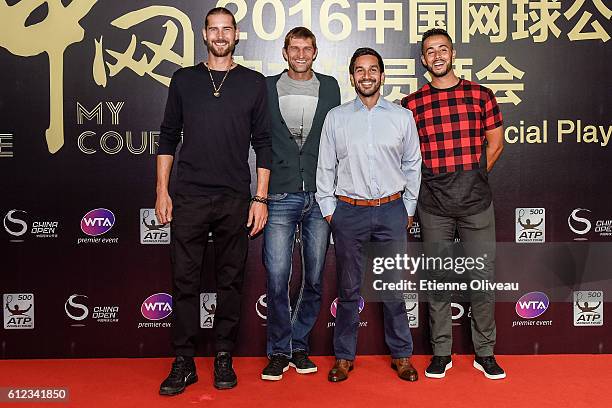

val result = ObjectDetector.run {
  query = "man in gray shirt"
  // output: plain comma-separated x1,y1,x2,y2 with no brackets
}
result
316,47,422,383
277,69,319,150
262,27,341,381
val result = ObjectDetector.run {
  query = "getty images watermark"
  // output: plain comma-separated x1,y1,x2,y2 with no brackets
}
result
361,242,611,303
370,253,518,293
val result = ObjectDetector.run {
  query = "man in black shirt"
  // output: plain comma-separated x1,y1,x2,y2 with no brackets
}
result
156,7,271,395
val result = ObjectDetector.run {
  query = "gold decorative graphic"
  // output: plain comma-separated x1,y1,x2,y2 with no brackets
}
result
0,0,98,153
93,6,194,88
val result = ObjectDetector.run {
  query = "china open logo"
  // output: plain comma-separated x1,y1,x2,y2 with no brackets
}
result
80,208,115,236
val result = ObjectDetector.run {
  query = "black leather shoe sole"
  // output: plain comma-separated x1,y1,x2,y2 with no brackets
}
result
159,374,198,396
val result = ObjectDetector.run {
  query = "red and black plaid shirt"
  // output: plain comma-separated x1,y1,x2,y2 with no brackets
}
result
402,80,503,216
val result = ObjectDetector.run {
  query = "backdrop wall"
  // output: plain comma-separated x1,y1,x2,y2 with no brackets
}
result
1,0,610,358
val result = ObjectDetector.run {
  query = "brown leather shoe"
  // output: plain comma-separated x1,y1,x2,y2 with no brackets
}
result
391,357,418,382
328,359,354,382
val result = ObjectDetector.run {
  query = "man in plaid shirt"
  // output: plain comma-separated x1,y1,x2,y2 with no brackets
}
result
402,28,505,380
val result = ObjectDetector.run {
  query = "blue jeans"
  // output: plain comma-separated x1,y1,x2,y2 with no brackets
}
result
263,192,330,358
331,198,413,360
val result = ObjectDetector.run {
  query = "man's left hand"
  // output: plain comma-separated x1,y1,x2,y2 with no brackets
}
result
247,201,268,237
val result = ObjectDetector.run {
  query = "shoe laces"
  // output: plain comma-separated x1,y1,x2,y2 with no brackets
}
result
216,353,232,371
292,352,308,365
169,358,190,380
480,356,497,367
431,356,449,366
269,355,288,370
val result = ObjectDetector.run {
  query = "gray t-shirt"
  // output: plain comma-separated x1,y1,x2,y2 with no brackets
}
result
277,72,320,149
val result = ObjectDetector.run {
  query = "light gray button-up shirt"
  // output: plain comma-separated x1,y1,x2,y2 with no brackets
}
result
315,96,422,218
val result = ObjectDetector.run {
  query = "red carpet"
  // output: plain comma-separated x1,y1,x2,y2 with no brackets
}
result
0,355,610,407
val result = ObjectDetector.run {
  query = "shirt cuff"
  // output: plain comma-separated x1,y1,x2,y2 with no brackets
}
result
403,198,416,217
317,196,337,218
255,146,272,170
157,141,178,156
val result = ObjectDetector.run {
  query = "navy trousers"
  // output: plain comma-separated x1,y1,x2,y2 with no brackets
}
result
330,198,413,360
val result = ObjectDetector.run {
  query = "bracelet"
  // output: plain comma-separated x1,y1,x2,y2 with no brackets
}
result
251,195,268,205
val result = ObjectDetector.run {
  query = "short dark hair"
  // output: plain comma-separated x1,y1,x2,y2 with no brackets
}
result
349,47,384,75
205,7,236,29
421,28,453,54
283,27,317,50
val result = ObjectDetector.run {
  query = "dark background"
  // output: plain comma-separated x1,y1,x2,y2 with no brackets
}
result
0,0,610,358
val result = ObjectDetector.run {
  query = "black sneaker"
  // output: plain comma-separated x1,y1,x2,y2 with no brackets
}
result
159,356,198,396
425,355,452,379
214,352,238,389
289,351,317,374
261,355,290,381
473,355,506,380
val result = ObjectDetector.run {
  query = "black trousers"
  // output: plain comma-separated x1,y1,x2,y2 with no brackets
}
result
170,193,250,356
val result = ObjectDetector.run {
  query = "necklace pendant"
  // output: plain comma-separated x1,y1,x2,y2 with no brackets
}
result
213,91,220,98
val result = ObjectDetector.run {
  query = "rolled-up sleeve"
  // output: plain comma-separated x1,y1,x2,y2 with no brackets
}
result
401,111,422,216
250,76,272,169
315,112,338,217
158,71,183,156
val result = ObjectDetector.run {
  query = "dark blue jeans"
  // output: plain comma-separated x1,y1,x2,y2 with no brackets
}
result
263,192,330,358
331,198,413,360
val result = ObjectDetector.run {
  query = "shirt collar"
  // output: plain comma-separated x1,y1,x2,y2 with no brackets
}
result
352,94,389,111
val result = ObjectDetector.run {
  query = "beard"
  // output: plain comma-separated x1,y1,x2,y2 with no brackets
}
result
425,59,453,77
355,79,381,98
206,39,235,58
288,59,313,74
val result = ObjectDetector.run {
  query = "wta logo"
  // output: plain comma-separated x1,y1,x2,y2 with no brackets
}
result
141,293,172,321
515,292,549,319
81,208,115,236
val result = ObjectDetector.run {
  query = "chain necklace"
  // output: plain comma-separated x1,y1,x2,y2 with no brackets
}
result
205,61,233,98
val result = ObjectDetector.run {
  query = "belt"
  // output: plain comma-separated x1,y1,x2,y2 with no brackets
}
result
337,192,402,207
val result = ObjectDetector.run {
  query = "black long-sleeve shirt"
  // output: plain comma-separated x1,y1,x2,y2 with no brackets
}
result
158,63,272,196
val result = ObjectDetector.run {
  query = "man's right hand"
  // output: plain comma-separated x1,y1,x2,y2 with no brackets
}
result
325,215,332,224
155,191,173,224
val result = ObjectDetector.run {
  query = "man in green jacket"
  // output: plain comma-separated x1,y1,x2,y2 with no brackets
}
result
261,27,340,381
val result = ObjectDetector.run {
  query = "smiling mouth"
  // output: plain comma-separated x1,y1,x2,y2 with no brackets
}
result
359,80,375,86
433,60,446,69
